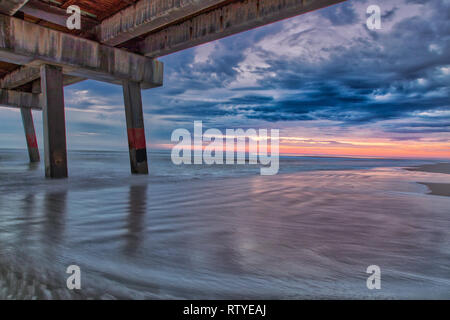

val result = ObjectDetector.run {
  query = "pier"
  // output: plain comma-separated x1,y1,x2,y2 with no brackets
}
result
0,0,344,178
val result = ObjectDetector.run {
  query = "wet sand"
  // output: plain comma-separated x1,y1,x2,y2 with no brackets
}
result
1,151,449,299
406,163,450,197
406,163,450,174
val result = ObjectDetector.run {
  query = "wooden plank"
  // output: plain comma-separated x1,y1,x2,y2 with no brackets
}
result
0,66,40,89
0,14,163,89
137,0,346,57
20,0,99,34
0,88,42,110
98,0,228,46
59,0,138,21
0,0,29,15
0,66,86,90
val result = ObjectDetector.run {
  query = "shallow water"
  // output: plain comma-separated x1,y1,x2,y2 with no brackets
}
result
0,149,449,299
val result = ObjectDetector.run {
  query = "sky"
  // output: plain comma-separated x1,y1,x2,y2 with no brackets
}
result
0,0,449,159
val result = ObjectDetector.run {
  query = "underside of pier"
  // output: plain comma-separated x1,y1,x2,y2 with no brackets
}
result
0,0,344,178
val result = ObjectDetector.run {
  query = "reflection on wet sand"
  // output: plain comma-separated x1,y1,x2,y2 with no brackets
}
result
16,194,37,248
42,192,67,258
124,185,147,255
27,162,40,172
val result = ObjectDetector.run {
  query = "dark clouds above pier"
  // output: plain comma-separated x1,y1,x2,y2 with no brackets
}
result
1,0,448,157
148,0,449,131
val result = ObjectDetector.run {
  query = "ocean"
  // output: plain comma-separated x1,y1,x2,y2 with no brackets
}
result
0,149,449,299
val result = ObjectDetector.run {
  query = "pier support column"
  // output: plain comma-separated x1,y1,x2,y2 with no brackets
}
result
123,80,148,174
21,79,41,162
41,64,68,178
20,108,40,162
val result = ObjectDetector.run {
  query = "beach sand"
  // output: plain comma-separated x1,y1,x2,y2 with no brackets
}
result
418,182,450,197
406,163,450,197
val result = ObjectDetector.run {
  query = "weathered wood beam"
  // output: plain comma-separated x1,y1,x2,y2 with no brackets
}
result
98,0,228,46
20,0,98,35
0,0,29,15
0,66,39,89
0,14,163,89
0,89,42,110
0,66,85,90
63,75,85,87
138,0,346,57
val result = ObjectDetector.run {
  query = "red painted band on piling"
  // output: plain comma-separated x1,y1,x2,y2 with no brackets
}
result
127,128,146,150
26,133,38,149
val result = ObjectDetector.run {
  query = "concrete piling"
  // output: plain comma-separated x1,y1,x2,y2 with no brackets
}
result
20,78,40,163
41,64,68,178
20,108,40,162
123,80,148,174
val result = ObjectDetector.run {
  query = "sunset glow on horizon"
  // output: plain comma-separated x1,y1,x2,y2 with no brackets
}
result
154,135,450,160
1,0,448,160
